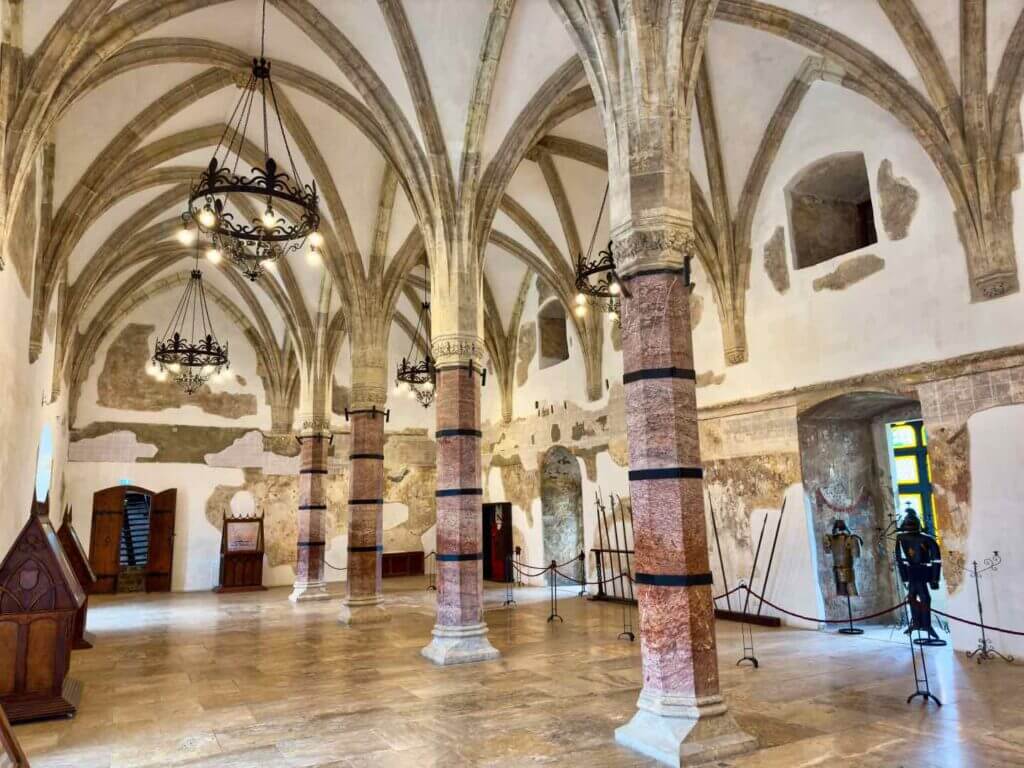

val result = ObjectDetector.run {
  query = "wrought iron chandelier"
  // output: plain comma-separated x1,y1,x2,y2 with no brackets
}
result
574,184,625,323
179,0,321,281
395,265,435,408
147,241,230,395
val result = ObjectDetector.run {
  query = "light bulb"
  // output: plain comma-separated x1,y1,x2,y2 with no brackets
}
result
168,362,181,374
176,227,195,246
261,258,277,273
305,248,322,267
200,365,213,377
609,311,619,323
198,206,216,228
261,208,277,228
609,281,621,295
205,247,222,264
574,304,587,318
575,293,586,306
398,381,410,394
422,380,434,392
393,384,403,396
145,361,159,377
308,231,324,248
155,370,168,382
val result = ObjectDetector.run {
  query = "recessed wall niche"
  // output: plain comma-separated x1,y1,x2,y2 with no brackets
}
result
786,152,878,269
537,299,569,369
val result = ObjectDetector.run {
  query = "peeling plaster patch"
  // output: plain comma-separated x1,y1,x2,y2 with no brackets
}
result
763,226,789,294
812,254,885,292
550,424,561,442
236,376,247,386
385,465,436,551
696,371,725,388
928,426,970,591
690,292,704,328
489,454,538,526
877,159,919,240
68,430,157,463
205,430,265,467
72,421,253,464
98,324,258,418
331,380,351,415
516,322,536,387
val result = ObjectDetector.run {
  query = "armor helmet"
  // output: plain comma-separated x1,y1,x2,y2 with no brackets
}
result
899,508,922,533
831,518,848,535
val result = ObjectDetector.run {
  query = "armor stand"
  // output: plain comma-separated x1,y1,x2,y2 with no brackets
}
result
965,554,1014,664
838,592,864,635
904,600,941,707
547,561,563,623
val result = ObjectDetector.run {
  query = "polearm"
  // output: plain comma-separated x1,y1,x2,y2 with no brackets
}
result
614,494,634,601
756,497,786,616
608,493,627,601
598,490,614,597
706,490,733,612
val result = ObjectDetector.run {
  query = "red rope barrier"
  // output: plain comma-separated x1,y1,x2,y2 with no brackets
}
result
933,609,1024,637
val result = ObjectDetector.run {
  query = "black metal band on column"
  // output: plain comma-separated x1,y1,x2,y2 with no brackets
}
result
435,428,483,438
628,467,704,481
296,433,334,445
297,541,326,548
634,572,713,587
623,367,696,383
299,468,328,475
344,406,390,422
298,504,327,511
436,552,484,562
435,488,483,497
349,453,385,460
348,498,383,505
434,361,487,385
348,545,383,553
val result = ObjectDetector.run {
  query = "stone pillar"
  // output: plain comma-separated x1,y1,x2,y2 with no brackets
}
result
612,228,754,766
421,337,499,665
339,405,389,625
289,420,331,603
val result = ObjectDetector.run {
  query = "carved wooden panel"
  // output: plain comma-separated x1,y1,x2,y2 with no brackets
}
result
146,490,176,593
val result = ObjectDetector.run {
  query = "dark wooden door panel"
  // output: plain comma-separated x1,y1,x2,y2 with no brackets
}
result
146,490,176,593
89,487,125,594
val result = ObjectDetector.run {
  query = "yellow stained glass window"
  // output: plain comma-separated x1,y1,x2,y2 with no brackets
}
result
890,423,917,448
894,455,919,484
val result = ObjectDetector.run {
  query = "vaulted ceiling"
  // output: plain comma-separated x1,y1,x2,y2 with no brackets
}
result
7,0,1022,415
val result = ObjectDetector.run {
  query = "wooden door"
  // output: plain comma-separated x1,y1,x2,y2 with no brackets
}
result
89,487,126,594
146,490,176,592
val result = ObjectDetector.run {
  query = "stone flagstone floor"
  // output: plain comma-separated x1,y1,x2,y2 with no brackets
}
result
12,577,1024,767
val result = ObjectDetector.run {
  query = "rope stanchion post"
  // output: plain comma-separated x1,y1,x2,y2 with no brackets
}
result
503,553,517,608
547,560,563,623
736,513,768,669
577,551,586,597
964,553,1013,664
619,573,635,641
425,551,436,591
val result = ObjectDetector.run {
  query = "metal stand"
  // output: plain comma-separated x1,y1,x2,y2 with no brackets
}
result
577,551,587,597
965,552,1014,664
503,554,517,608
736,514,768,669
707,491,733,612
905,600,942,707
756,499,785,616
547,561,563,623
619,575,635,641
837,592,864,635
425,551,436,591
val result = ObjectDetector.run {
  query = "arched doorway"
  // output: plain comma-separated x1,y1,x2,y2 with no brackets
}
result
540,446,583,586
89,485,177,594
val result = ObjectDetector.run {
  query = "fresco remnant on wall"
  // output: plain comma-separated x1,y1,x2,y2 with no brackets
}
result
877,159,919,240
763,226,789,294
541,446,584,585
812,254,885,292
516,321,537,386
97,324,258,417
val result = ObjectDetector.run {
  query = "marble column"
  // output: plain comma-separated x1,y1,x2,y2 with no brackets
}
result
613,232,754,765
421,354,499,665
339,407,389,625
289,423,331,603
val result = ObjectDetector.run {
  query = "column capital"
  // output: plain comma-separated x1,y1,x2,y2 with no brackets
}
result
299,415,332,437
431,333,486,368
612,223,696,276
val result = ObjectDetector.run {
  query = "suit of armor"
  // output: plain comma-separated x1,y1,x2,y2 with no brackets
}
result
824,519,862,597
895,509,943,643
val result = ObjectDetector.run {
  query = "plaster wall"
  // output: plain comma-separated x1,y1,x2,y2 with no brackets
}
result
951,404,1024,658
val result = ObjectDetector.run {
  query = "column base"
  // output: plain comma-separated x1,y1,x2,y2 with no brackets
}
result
614,692,756,767
288,580,332,603
421,622,500,666
339,595,391,625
